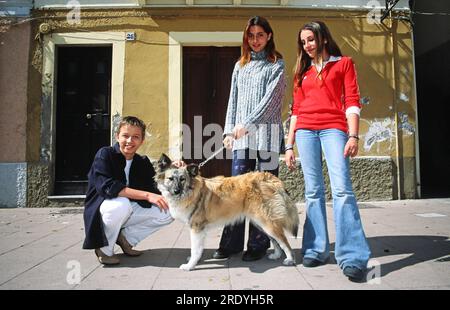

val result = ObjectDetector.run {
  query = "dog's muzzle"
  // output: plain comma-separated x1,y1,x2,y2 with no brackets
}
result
171,183,183,196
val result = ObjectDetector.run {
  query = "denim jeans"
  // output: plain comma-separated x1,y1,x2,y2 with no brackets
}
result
296,129,371,270
218,149,278,252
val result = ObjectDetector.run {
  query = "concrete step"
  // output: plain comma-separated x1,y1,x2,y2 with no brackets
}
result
47,195,85,208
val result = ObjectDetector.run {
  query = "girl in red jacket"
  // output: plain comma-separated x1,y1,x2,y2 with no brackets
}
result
285,21,371,282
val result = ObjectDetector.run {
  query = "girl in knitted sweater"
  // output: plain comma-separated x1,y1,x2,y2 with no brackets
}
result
213,16,286,262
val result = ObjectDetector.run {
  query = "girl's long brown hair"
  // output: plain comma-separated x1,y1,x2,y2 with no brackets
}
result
239,16,283,67
294,21,342,87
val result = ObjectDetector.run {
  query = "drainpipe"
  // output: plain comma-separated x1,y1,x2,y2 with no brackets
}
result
390,16,403,200
409,21,421,198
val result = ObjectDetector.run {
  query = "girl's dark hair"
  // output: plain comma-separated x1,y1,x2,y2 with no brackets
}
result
116,116,146,138
240,16,283,66
294,21,342,87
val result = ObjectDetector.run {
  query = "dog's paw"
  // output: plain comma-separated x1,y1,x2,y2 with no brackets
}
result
268,253,281,260
282,258,296,266
179,263,194,271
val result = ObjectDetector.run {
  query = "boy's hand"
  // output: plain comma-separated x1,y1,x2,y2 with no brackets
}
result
146,192,169,213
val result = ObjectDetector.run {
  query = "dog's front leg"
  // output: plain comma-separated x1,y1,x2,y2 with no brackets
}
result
179,229,206,271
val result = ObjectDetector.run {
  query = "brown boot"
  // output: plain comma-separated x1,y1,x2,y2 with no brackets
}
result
95,248,120,265
116,232,143,256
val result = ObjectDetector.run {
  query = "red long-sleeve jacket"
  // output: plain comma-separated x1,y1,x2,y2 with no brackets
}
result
292,56,361,133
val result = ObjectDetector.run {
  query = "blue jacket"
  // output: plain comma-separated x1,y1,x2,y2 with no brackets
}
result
82,142,159,249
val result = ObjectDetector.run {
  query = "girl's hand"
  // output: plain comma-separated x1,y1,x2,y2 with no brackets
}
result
223,136,234,149
285,149,296,171
344,137,359,158
232,124,247,140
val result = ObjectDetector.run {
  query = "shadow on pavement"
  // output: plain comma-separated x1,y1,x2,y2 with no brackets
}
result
105,235,450,278
364,235,450,277
113,248,300,273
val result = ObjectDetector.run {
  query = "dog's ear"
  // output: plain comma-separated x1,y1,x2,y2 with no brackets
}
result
187,164,199,177
157,153,172,172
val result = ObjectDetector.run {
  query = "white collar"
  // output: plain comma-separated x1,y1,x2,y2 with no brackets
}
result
311,55,342,67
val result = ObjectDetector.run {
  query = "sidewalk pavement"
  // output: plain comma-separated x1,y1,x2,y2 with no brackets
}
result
0,198,449,290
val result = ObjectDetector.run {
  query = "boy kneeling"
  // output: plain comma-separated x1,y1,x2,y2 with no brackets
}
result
82,116,182,265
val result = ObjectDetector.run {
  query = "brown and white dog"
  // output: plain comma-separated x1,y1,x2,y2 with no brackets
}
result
154,154,299,271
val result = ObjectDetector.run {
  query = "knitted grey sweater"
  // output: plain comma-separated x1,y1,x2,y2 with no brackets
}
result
224,50,286,153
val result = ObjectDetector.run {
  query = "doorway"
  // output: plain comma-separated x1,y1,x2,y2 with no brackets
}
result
413,0,450,198
415,41,450,198
182,46,241,178
55,46,112,195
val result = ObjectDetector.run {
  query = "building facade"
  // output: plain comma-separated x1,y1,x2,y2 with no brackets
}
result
1,0,421,207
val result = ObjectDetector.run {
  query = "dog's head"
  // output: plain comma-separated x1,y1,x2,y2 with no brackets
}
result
154,153,199,199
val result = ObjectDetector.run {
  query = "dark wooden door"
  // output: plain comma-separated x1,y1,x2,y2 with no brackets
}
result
182,47,241,178
55,46,112,194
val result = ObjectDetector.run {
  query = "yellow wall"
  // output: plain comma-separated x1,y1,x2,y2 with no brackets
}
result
32,8,416,162
0,22,30,162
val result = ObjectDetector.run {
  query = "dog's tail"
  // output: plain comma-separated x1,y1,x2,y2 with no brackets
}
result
279,189,300,238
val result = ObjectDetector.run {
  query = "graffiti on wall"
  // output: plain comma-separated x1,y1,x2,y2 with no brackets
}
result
362,118,395,152
398,112,415,135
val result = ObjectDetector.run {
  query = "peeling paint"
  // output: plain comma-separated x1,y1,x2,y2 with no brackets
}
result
362,118,395,152
398,112,415,135
145,122,153,140
42,73,52,97
32,41,43,73
360,96,370,105
111,112,121,143
40,72,53,162
17,164,27,208
0,163,27,208
399,93,409,102
0,19,13,33
40,148,51,162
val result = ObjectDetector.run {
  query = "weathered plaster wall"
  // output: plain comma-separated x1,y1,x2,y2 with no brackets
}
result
25,8,415,205
26,163,50,208
280,157,394,202
0,163,27,208
0,21,32,207
0,21,30,163
122,29,171,155
30,9,415,156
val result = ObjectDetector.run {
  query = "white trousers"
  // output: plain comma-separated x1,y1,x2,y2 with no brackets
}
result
99,197,173,256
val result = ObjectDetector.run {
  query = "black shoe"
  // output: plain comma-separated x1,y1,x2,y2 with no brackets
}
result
343,266,366,282
212,248,240,259
242,249,267,261
302,257,326,268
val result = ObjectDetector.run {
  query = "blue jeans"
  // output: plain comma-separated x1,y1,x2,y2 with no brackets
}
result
218,149,278,252
296,129,371,270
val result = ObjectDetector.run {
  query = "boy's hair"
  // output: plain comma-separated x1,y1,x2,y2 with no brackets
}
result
116,116,146,139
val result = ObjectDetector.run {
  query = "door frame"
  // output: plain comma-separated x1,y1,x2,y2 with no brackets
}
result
168,32,242,159
42,32,125,194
